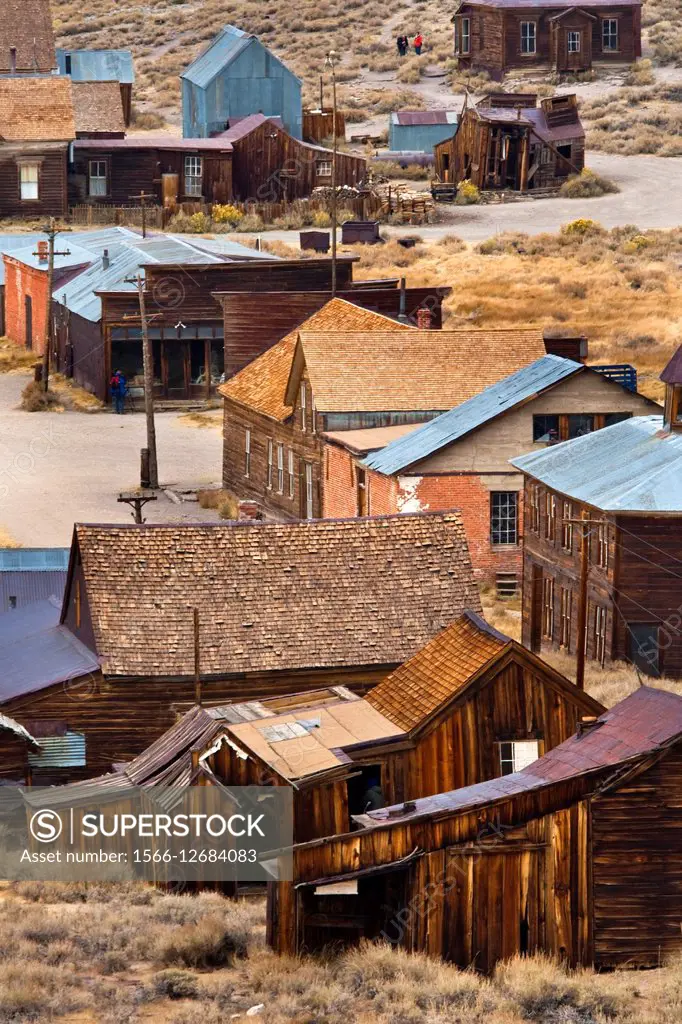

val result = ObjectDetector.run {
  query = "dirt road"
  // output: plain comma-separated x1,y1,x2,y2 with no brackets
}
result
0,374,223,546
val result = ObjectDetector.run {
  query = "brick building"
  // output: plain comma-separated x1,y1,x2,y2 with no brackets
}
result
511,349,682,677
221,300,554,520
322,355,657,591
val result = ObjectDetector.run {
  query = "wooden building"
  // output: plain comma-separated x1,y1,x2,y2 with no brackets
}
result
0,513,480,781
221,304,554,520
303,108,346,143
181,24,302,139
101,611,602,844
511,349,682,678
71,81,126,140
0,78,74,218
389,110,459,152
322,355,658,591
271,685,682,970
0,0,56,73
452,0,641,78
0,712,40,783
70,114,365,207
56,48,135,127
434,94,584,191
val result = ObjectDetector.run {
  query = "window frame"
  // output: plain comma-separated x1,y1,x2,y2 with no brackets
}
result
300,382,307,432
490,491,519,547
244,429,251,478
560,587,572,650
602,17,619,52
561,500,573,552
277,442,284,494
542,576,554,639
594,605,607,665
184,154,203,198
597,522,609,570
533,414,560,444
288,449,295,499
567,30,581,53
499,739,541,776
304,462,314,519
88,159,108,198
266,438,274,489
530,484,541,534
19,162,40,202
520,21,537,55
544,492,556,542
316,160,332,178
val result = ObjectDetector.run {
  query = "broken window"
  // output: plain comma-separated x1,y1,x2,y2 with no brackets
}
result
520,22,536,54
184,155,203,197
602,18,618,51
88,160,107,197
568,414,594,438
533,414,560,443
499,740,540,776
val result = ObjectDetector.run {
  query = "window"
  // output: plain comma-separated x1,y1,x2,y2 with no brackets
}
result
455,16,471,54
266,439,274,489
562,501,573,551
604,412,631,428
357,467,368,516
533,414,560,444
28,731,86,769
560,588,572,649
244,429,251,477
597,523,609,569
544,492,556,542
304,462,314,519
602,18,618,51
530,483,541,533
300,382,307,432
491,491,518,546
184,155,203,197
567,30,581,53
568,414,594,438
542,576,554,639
19,163,39,201
594,605,607,665
288,449,295,498
8,595,17,610
499,740,540,776
316,160,332,177
311,395,317,434
64,54,72,74
88,160,107,197
520,21,536,54
277,443,284,493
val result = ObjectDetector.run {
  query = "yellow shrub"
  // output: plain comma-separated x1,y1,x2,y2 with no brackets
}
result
455,179,481,205
211,204,244,225
561,218,604,237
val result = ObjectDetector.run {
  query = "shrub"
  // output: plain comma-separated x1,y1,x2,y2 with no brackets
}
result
436,234,466,253
455,179,481,205
131,107,165,130
234,212,265,232
211,204,244,225
156,913,250,968
154,969,200,1000
20,380,61,412
311,209,332,227
560,218,604,237
559,169,619,199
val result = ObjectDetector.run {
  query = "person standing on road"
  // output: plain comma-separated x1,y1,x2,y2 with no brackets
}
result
110,369,127,414
414,32,424,55
396,34,405,57
400,34,409,56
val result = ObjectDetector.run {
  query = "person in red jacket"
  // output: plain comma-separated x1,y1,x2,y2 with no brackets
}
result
414,32,424,55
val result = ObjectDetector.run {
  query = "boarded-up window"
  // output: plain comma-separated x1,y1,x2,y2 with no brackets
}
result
20,163,39,201
499,739,539,775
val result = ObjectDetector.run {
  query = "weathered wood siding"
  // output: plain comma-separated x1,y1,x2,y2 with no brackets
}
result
0,144,68,217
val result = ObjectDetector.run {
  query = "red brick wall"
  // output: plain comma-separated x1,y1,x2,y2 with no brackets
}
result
322,445,399,518
3,257,49,354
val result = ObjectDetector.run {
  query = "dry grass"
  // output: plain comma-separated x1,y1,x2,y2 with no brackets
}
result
0,339,37,374
0,528,20,547
197,488,240,520
19,380,63,413
351,223,682,401
177,411,222,430
50,373,104,412
581,84,682,157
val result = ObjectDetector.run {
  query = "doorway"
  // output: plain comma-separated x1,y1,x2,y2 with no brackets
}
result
164,341,188,399
347,765,384,817
626,623,661,677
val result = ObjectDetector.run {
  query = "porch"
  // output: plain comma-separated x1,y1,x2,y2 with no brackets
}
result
110,324,224,403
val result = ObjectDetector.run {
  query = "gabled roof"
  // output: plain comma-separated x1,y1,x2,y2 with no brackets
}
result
219,298,413,421
365,355,582,476
56,48,135,84
0,78,74,142
511,415,682,512
181,24,300,90
71,81,126,135
356,686,682,830
661,345,682,386
0,599,100,703
69,512,480,679
0,0,56,72
286,328,547,414
460,0,639,8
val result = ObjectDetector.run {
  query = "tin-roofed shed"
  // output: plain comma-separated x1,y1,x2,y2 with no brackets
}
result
389,110,458,152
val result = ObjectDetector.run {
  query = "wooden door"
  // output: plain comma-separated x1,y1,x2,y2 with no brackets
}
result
163,341,189,399
162,173,179,210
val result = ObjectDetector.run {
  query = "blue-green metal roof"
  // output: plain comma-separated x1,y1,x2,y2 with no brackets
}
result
365,355,583,476
56,48,134,83
511,415,682,512
182,25,300,88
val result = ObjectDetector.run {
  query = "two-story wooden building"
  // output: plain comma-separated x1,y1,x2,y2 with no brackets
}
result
273,686,682,970
511,349,682,677
0,513,480,782
37,611,603,841
322,355,658,591
452,0,641,78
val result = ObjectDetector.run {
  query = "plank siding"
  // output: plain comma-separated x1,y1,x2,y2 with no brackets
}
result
0,144,69,218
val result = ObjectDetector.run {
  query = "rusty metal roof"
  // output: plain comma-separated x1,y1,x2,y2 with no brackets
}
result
358,687,682,829
661,345,682,385
392,110,458,126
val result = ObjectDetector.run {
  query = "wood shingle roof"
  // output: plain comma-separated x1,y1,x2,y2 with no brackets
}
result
71,81,126,135
0,0,56,72
72,512,480,679
0,78,74,142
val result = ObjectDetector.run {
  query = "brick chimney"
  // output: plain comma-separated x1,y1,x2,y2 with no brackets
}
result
36,240,49,265
416,306,432,330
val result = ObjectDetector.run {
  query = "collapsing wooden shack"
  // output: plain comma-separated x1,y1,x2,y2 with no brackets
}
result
434,93,584,192
271,686,682,971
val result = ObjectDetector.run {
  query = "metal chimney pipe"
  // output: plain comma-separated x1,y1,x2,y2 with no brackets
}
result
102,249,110,270
398,276,408,322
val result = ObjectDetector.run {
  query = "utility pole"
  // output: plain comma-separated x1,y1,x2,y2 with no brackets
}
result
124,273,159,489
325,50,339,297
117,492,157,524
566,511,605,690
34,221,70,393
129,191,156,239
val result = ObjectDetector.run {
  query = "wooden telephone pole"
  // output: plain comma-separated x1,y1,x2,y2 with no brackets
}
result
35,221,70,393
124,273,159,489
325,51,339,297
129,191,156,239
566,510,605,690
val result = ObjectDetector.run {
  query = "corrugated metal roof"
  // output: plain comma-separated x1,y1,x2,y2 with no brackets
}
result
172,235,275,261
0,599,100,702
73,136,235,152
357,686,682,829
392,110,458,126
28,731,86,768
511,415,682,512
56,48,135,84
366,355,582,476
0,571,67,613
181,25,301,90
0,234,43,285
0,548,69,570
